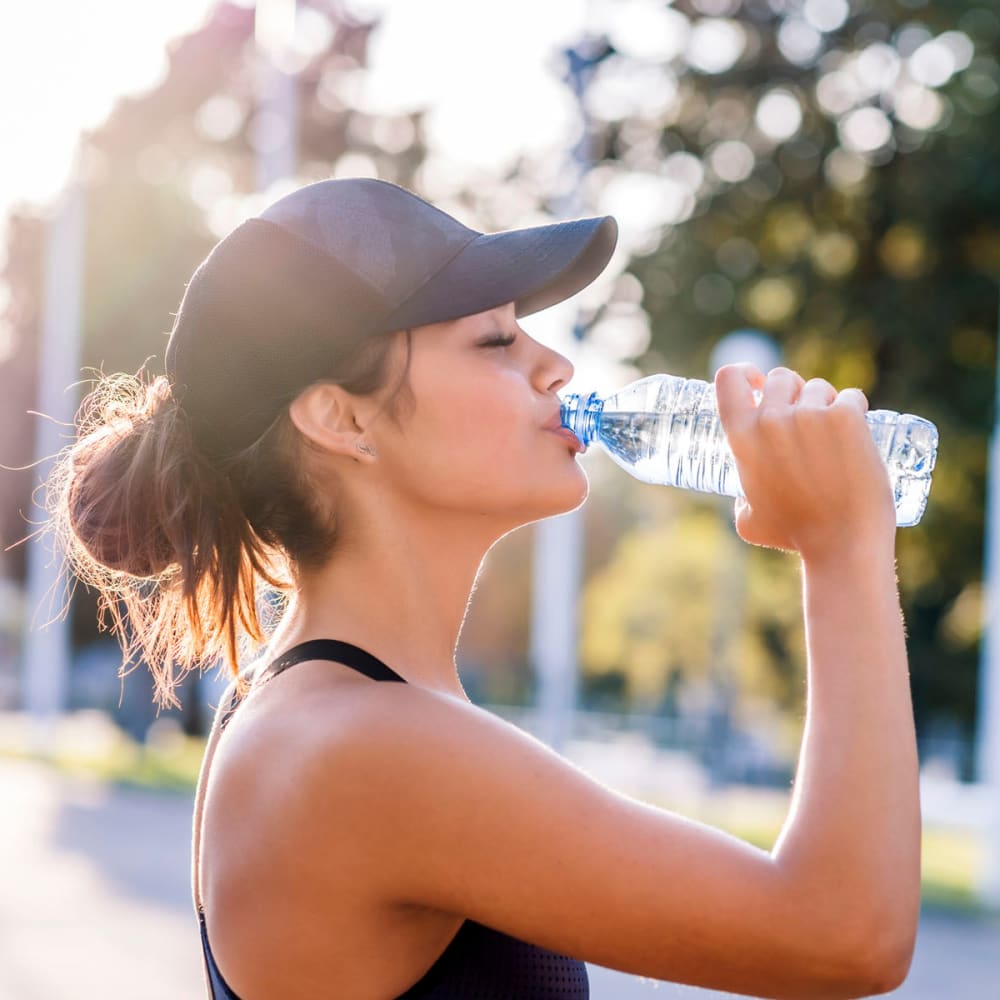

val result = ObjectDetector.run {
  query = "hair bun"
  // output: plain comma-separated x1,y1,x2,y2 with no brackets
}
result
68,413,178,578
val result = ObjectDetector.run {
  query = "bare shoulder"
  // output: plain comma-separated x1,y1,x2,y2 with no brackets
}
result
278,681,899,999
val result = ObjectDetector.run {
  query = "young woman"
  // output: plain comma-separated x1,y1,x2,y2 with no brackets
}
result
49,178,920,998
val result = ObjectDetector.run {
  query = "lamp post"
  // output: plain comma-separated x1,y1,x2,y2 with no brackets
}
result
23,155,87,750
531,33,613,754
254,0,298,193
190,0,299,711
975,294,1000,909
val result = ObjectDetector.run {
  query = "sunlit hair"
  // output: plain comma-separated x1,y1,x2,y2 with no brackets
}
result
32,328,413,710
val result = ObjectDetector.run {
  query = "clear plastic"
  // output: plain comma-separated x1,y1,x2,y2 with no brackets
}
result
560,374,938,527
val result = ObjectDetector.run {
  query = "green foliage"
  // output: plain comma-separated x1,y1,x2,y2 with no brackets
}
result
0,1,425,610
2,0,995,752
581,0,1000,746
580,496,805,711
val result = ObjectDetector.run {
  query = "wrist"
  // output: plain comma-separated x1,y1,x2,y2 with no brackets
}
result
798,531,897,577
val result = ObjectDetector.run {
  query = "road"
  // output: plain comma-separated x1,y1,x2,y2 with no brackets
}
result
1,757,997,999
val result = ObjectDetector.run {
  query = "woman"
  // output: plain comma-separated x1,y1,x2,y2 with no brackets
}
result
49,178,920,998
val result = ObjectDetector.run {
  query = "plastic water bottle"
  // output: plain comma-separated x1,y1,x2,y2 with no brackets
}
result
560,374,938,527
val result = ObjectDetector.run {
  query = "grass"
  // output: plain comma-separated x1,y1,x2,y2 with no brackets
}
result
1,727,206,794
919,827,986,912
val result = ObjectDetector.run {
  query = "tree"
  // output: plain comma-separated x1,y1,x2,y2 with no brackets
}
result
565,0,998,760
0,1,434,718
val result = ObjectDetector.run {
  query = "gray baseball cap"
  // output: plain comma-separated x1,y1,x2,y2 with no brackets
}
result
165,177,618,459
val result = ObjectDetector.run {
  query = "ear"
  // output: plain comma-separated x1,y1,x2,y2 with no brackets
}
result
288,382,376,461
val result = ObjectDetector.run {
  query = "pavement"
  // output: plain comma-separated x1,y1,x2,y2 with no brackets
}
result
1,755,997,999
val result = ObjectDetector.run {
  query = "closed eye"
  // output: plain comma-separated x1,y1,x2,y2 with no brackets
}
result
479,332,517,348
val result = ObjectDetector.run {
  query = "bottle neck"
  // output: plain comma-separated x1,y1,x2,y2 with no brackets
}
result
560,392,603,446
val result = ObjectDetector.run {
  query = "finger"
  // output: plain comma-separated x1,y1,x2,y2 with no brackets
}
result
715,363,765,437
832,386,869,415
798,377,837,408
760,366,805,408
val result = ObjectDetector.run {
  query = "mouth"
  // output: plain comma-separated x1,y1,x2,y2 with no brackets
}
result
546,425,586,454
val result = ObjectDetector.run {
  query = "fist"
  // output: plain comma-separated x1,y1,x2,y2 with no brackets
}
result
714,363,896,560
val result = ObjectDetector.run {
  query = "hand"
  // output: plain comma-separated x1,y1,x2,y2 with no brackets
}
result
715,363,896,561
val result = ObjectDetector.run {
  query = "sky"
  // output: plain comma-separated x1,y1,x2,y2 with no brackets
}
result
1,0,978,387
0,0,645,390
1,1,217,219
0,0,606,220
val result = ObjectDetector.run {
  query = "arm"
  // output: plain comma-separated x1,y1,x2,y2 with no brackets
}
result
279,365,919,999
302,679,904,999
718,363,921,989
772,546,920,984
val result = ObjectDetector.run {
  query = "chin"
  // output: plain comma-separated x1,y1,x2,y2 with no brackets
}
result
529,467,590,521
469,464,590,533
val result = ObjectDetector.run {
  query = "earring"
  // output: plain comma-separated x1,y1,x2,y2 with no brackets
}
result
355,441,376,458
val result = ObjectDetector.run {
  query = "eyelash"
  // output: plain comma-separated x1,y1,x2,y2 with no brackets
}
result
481,332,516,348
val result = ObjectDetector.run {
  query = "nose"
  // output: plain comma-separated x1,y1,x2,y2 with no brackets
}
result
534,340,575,396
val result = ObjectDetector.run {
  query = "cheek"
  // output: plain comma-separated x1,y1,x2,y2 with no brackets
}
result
426,372,526,451
391,379,542,497
432,392,530,480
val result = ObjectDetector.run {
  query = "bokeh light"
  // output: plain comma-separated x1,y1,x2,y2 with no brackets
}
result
686,18,747,74
755,88,804,142
803,0,850,34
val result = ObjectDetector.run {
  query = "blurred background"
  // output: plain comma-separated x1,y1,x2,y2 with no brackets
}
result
0,0,998,996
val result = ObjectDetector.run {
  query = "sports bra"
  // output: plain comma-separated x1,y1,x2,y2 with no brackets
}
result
197,638,590,999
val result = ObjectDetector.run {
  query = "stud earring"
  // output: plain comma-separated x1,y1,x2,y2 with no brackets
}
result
355,441,377,457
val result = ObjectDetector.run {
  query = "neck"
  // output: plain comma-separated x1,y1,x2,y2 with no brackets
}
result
264,499,518,700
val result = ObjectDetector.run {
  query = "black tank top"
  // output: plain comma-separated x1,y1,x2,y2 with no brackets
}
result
198,639,590,998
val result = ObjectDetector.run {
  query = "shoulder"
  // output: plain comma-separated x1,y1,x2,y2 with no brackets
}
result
205,665,449,809
205,674,897,995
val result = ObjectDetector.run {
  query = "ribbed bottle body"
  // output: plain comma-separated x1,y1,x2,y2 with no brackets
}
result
561,374,937,527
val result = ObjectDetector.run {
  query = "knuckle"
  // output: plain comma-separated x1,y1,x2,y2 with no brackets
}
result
804,377,835,395
829,401,862,428
793,403,826,425
771,365,805,385
837,386,869,408
756,405,787,435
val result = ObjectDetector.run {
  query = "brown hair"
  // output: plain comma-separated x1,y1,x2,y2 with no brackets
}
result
35,328,413,710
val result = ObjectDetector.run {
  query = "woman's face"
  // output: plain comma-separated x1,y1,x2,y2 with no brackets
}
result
369,301,589,531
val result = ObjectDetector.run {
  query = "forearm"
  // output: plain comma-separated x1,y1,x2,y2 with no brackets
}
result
771,542,921,961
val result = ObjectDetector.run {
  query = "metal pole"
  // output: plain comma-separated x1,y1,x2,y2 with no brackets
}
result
974,291,1000,908
254,0,299,192
23,163,87,750
532,508,584,753
705,331,782,785
531,36,610,753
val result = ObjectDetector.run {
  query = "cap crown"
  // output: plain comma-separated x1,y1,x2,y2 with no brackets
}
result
258,178,479,314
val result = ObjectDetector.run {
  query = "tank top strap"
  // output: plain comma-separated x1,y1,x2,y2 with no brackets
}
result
217,639,406,731
267,638,408,684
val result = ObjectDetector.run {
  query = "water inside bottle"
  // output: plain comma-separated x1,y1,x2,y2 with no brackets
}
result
562,379,938,528
868,411,937,527
592,406,744,497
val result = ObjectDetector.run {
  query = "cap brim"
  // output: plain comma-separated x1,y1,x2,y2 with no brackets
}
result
377,215,618,332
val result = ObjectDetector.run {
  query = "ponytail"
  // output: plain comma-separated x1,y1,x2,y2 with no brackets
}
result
36,328,412,710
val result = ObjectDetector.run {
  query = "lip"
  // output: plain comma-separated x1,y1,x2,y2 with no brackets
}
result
546,425,586,454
